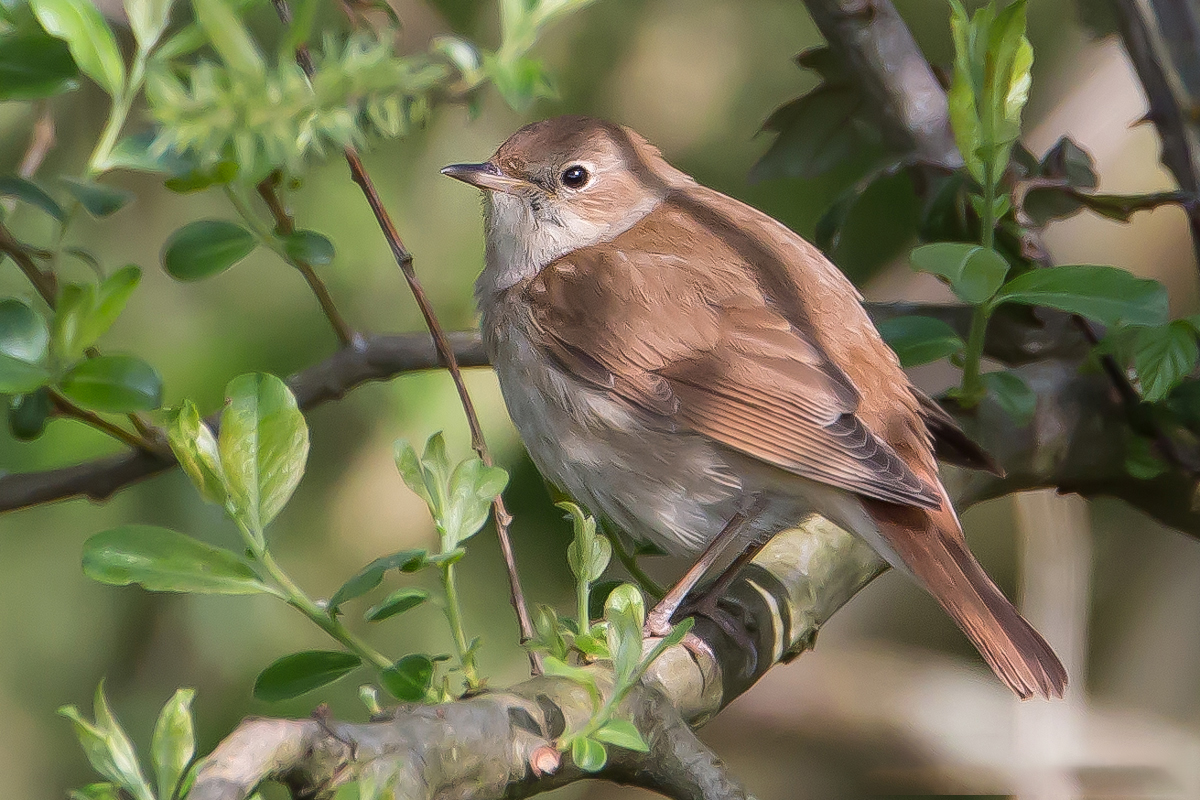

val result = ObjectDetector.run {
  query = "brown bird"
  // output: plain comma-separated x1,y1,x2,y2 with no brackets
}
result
443,115,1067,700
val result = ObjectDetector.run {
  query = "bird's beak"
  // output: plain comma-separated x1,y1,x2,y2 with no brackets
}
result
440,162,536,195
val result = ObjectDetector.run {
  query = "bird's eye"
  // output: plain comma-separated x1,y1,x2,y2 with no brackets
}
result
560,165,590,189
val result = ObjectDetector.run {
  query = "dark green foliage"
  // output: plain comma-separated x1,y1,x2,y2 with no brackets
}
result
253,651,363,701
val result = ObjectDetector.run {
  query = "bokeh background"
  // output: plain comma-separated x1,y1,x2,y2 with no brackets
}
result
2,0,1199,797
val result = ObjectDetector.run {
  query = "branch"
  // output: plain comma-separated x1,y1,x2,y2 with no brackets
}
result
800,0,960,168
255,174,359,348
268,0,536,661
0,332,486,512
1111,0,1200,271
184,349,1200,799
189,516,869,800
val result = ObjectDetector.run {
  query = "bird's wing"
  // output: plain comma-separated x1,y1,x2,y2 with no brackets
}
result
521,202,940,509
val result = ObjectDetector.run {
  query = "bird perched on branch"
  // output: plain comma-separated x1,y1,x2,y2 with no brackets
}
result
443,115,1066,700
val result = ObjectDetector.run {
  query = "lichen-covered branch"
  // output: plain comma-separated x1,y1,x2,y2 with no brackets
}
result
188,516,872,800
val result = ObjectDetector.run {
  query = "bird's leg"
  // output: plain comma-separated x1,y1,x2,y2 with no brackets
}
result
674,535,772,671
643,499,760,637
690,534,770,614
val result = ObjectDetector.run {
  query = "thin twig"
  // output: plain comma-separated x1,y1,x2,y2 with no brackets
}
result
255,175,359,348
268,0,538,668
18,108,56,180
48,389,153,452
0,221,57,306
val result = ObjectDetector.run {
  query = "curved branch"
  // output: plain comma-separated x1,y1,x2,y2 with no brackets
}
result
0,332,487,512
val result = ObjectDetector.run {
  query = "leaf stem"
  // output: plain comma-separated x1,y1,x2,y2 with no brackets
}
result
237,522,393,671
254,176,358,348
440,562,481,690
48,389,153,451
609,536,664,600
959,170,1000,406
577,567,592,638
0,221,58,306
87,48,149,176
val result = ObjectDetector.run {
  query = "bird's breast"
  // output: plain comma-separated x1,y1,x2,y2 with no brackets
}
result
478,293,747,556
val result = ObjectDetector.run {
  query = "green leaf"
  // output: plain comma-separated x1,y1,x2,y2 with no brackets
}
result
604,584,645,685
281,0,318,55
365,587,429,622
483,53,555,112
910,242,1009,304
105,133,190,174
83,525,270,594
61,178,135,217
328,549,427,612
90,683,154,800
530,603,569,660
163,161,239,193
992,265,1169,327
253,651,362,702
124,0,173,51
283,230,335,266
984,0,1032,152
52,266,142,361
9,389,51,440
167,399,227,504
219,372,309,534
69,784,122,800
1125,433,1167,480
594,719,649,753
1024,187,1188,227
750,85,862,182
162,220,257,281
658,616,695,650
441,457,507,548
1134,321,1199,402
379,654,434,702
0,175,66,220
150,688,195,800
982,371,1036,425
561,501,610,584
61,706,129,794
570,736,607,773
876,315,965,368
191,0,265,79
0,298,51,393
0,31,78,100
393,438,433,509
542,655,599,693
31,0,125,96
1039,136,1098,189
60,354,163,413
947,0,982,182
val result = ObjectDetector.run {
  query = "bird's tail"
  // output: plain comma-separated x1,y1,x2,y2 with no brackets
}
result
864,498,1068,700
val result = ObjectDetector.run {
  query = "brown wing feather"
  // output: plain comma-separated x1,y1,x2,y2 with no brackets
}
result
523,198,941,509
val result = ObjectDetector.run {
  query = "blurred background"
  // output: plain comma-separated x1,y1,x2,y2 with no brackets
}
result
2,0,1199,797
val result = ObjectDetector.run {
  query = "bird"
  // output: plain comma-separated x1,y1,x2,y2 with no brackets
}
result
442,115,1067,700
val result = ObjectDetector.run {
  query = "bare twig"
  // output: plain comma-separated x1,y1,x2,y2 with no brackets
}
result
47,389,152,452
255,175,359,348
0,220,57,306
18,107,56,180
267,0,537,665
